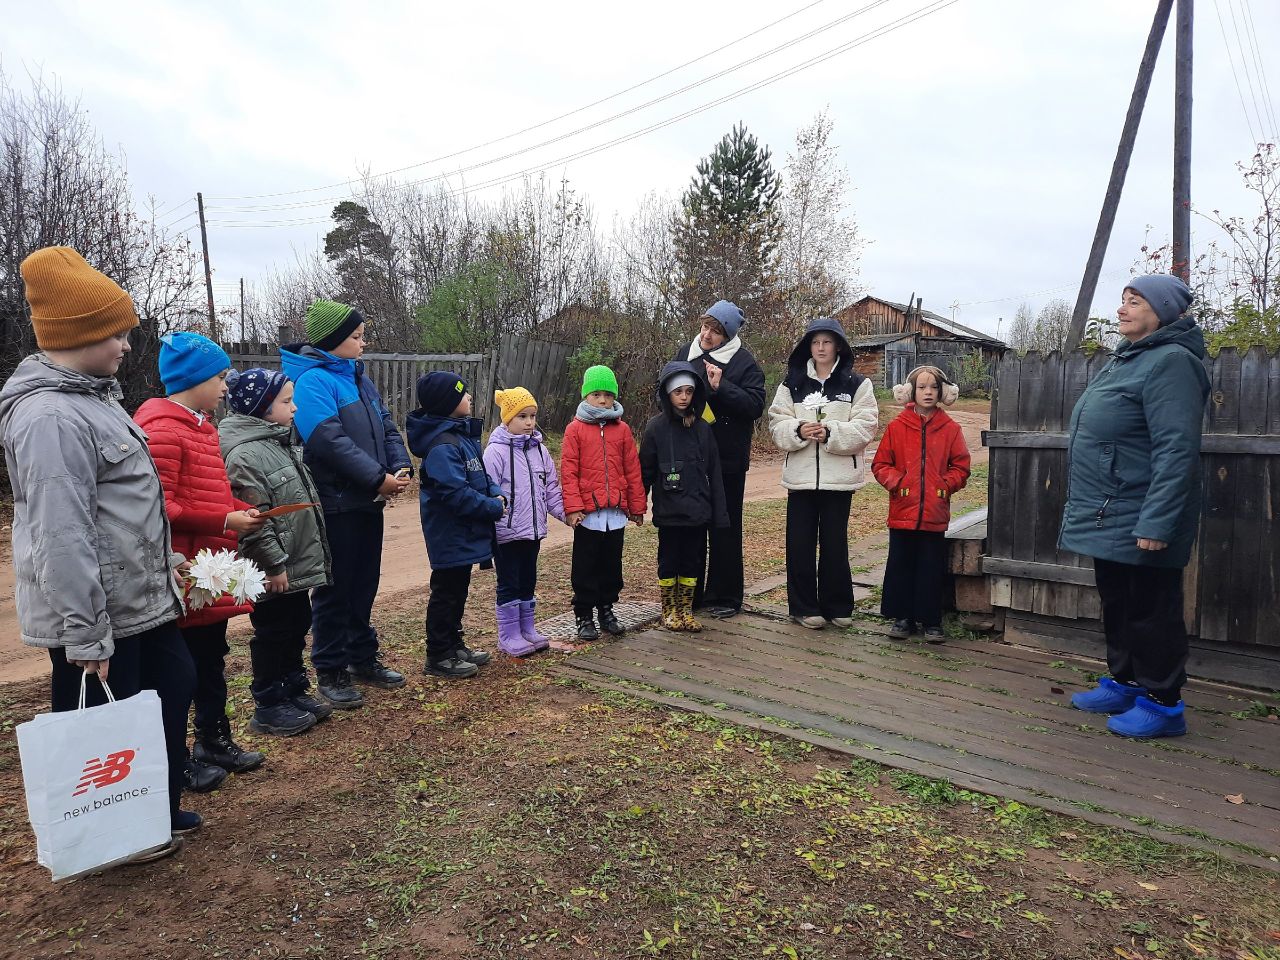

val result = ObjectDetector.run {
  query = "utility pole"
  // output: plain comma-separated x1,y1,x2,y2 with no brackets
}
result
239,278,246,343
1065,0,1174,350
197,192,219,342
1172,0,1194,282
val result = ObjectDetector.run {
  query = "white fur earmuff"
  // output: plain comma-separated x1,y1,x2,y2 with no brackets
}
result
896,366,960,406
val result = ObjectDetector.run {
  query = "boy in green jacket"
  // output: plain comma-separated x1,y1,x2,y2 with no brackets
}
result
221,368,334,736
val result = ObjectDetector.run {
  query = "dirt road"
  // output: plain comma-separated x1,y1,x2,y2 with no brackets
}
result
0,409,989,684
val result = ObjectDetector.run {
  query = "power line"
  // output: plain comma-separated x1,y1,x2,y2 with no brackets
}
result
208,0,898,213
1235,0,1278,136
1223,0,1269,140
199,0,960,229
1213,0,1261,144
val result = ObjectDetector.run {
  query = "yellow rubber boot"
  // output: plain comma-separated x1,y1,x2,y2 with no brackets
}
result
659,578,682,630
677,577,703,632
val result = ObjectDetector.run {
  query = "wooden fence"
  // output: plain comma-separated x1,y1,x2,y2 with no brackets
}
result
493,333,575,429
225,348,492,427
983,346,1279,673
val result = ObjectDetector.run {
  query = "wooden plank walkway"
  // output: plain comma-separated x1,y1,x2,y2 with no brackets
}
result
552,612,1280,871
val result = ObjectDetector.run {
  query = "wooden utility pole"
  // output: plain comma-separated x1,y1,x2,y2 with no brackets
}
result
197,192,219,341
239,278,246,342
1065,0,1174,350
1172,0,1194,281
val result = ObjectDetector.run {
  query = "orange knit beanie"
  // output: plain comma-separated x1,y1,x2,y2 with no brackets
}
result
20,246,139,350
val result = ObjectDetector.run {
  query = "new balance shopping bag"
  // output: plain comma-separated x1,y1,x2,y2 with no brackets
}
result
17,673,172,881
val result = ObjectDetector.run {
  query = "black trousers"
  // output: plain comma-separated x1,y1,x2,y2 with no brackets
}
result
881,528,948,628
426,564,472,661
311,509,384,671
658,525,708,580
495,539,541,604
698,471,747,610
182,621,230,733
571,525,625,615
1093,558,1188,703
786,490,855,619
50,621,195,822
249,590,313,705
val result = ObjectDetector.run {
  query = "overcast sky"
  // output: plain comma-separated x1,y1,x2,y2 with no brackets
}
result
4,0,1278,339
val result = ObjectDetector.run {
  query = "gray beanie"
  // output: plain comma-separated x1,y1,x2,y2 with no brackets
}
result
1125,274,1192,327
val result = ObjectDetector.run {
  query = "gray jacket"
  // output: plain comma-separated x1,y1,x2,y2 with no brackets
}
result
0,355,183,661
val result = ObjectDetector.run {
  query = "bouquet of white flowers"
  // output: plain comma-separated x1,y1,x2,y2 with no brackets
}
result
182,548,267,611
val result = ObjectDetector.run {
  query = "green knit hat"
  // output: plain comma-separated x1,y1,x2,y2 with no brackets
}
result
305,299,364,352
581,364,619,398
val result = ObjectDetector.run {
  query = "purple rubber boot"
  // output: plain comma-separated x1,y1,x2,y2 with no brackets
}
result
497,600,536,657
520,599,551,652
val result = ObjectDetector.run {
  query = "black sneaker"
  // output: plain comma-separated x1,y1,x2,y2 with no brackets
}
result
888,619,915,639
317,669,365,709
249,701,318,737
171,810,204,835
705,605,739,619
597,605,625,636
575,615,599,642
194,718,265,773
453,645,491,666
922,625,946,644
348,654,406,689
290,691,334,721
424,656,479,679
183,757,227,794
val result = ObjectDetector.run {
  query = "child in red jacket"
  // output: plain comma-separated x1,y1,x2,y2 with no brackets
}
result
871,365,971,642
560,365,646,642
135,333,267,793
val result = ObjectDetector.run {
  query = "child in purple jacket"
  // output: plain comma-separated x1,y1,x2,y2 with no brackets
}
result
484,388,568,656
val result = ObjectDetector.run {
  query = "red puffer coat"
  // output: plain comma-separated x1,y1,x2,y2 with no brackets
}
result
560,417,647,517
134,399,254,627
871,406,971,532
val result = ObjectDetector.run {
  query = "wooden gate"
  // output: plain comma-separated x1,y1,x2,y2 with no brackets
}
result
983,346,1280,682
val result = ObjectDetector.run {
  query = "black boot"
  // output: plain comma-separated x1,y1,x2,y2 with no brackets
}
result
597,605,624,636
453,645,492,666
284,670,333,720
348,652,406,689
194,717,265,774
575,614,599,642
317,668,365,709
888,619,915,639
424,655,479,679
250,700,317,737
183,757,227,794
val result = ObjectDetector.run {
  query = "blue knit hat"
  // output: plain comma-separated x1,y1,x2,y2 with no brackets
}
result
703,300,745,339
1125,275,1193,327
226,367,288,417
416,370,468,416
159,332,231,394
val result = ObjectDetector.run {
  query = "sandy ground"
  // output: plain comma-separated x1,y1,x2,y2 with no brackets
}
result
0,410,989,684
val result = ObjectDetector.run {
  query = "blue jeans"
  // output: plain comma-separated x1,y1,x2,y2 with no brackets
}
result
311,509,384,671
50,621,195,823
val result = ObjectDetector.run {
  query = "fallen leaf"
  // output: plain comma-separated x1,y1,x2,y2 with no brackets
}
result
954,930,976,939
798,922,818,931
1266,930,1280,943
1136,881,1159,891
1225,793,1245,805
1051,686,1065,695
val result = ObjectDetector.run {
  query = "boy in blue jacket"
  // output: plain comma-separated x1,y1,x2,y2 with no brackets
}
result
407,372,504,680
280,300,413,709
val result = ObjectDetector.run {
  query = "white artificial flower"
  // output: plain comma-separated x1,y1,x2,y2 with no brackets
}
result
802,391,826,408
188,548,235,595
231,558,267,604
185,585,218,612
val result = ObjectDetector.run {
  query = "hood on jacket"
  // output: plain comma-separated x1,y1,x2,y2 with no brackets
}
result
406,409,482,457
786,317,853,387
0,354,119,427
218,411,293,455
279,342,361,382
487,423,545,449
1113,312,1207,362
655,359,709,420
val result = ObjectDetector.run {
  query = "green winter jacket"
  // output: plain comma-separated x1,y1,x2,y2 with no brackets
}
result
1058,315,1210,568
219,413,332,598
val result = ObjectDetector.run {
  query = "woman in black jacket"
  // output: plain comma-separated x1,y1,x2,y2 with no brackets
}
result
673,300,766,617
641,361,729,633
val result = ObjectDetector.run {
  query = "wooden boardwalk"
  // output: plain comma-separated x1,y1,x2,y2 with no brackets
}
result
553,612,1280,871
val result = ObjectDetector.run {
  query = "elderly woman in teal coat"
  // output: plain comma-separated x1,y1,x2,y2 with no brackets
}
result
1059,274,1210,739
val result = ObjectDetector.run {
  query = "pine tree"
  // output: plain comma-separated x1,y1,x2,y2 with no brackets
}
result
324,201,406,341
671,123,783,323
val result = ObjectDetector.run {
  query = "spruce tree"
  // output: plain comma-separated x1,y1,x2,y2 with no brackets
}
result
671,123,783,323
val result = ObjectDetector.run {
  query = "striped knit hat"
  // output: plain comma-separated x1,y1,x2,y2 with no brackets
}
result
305,299,364,352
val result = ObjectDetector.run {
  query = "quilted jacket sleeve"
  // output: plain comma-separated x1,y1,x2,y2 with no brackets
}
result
560,421,584,515
144,420,231,536
542,445,567,524
941,420,972,494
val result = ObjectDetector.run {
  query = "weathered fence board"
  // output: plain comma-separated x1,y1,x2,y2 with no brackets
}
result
987,346,1280,658
494,333,574,430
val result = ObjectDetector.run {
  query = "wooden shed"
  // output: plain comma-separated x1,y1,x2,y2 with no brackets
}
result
848,332,918,387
